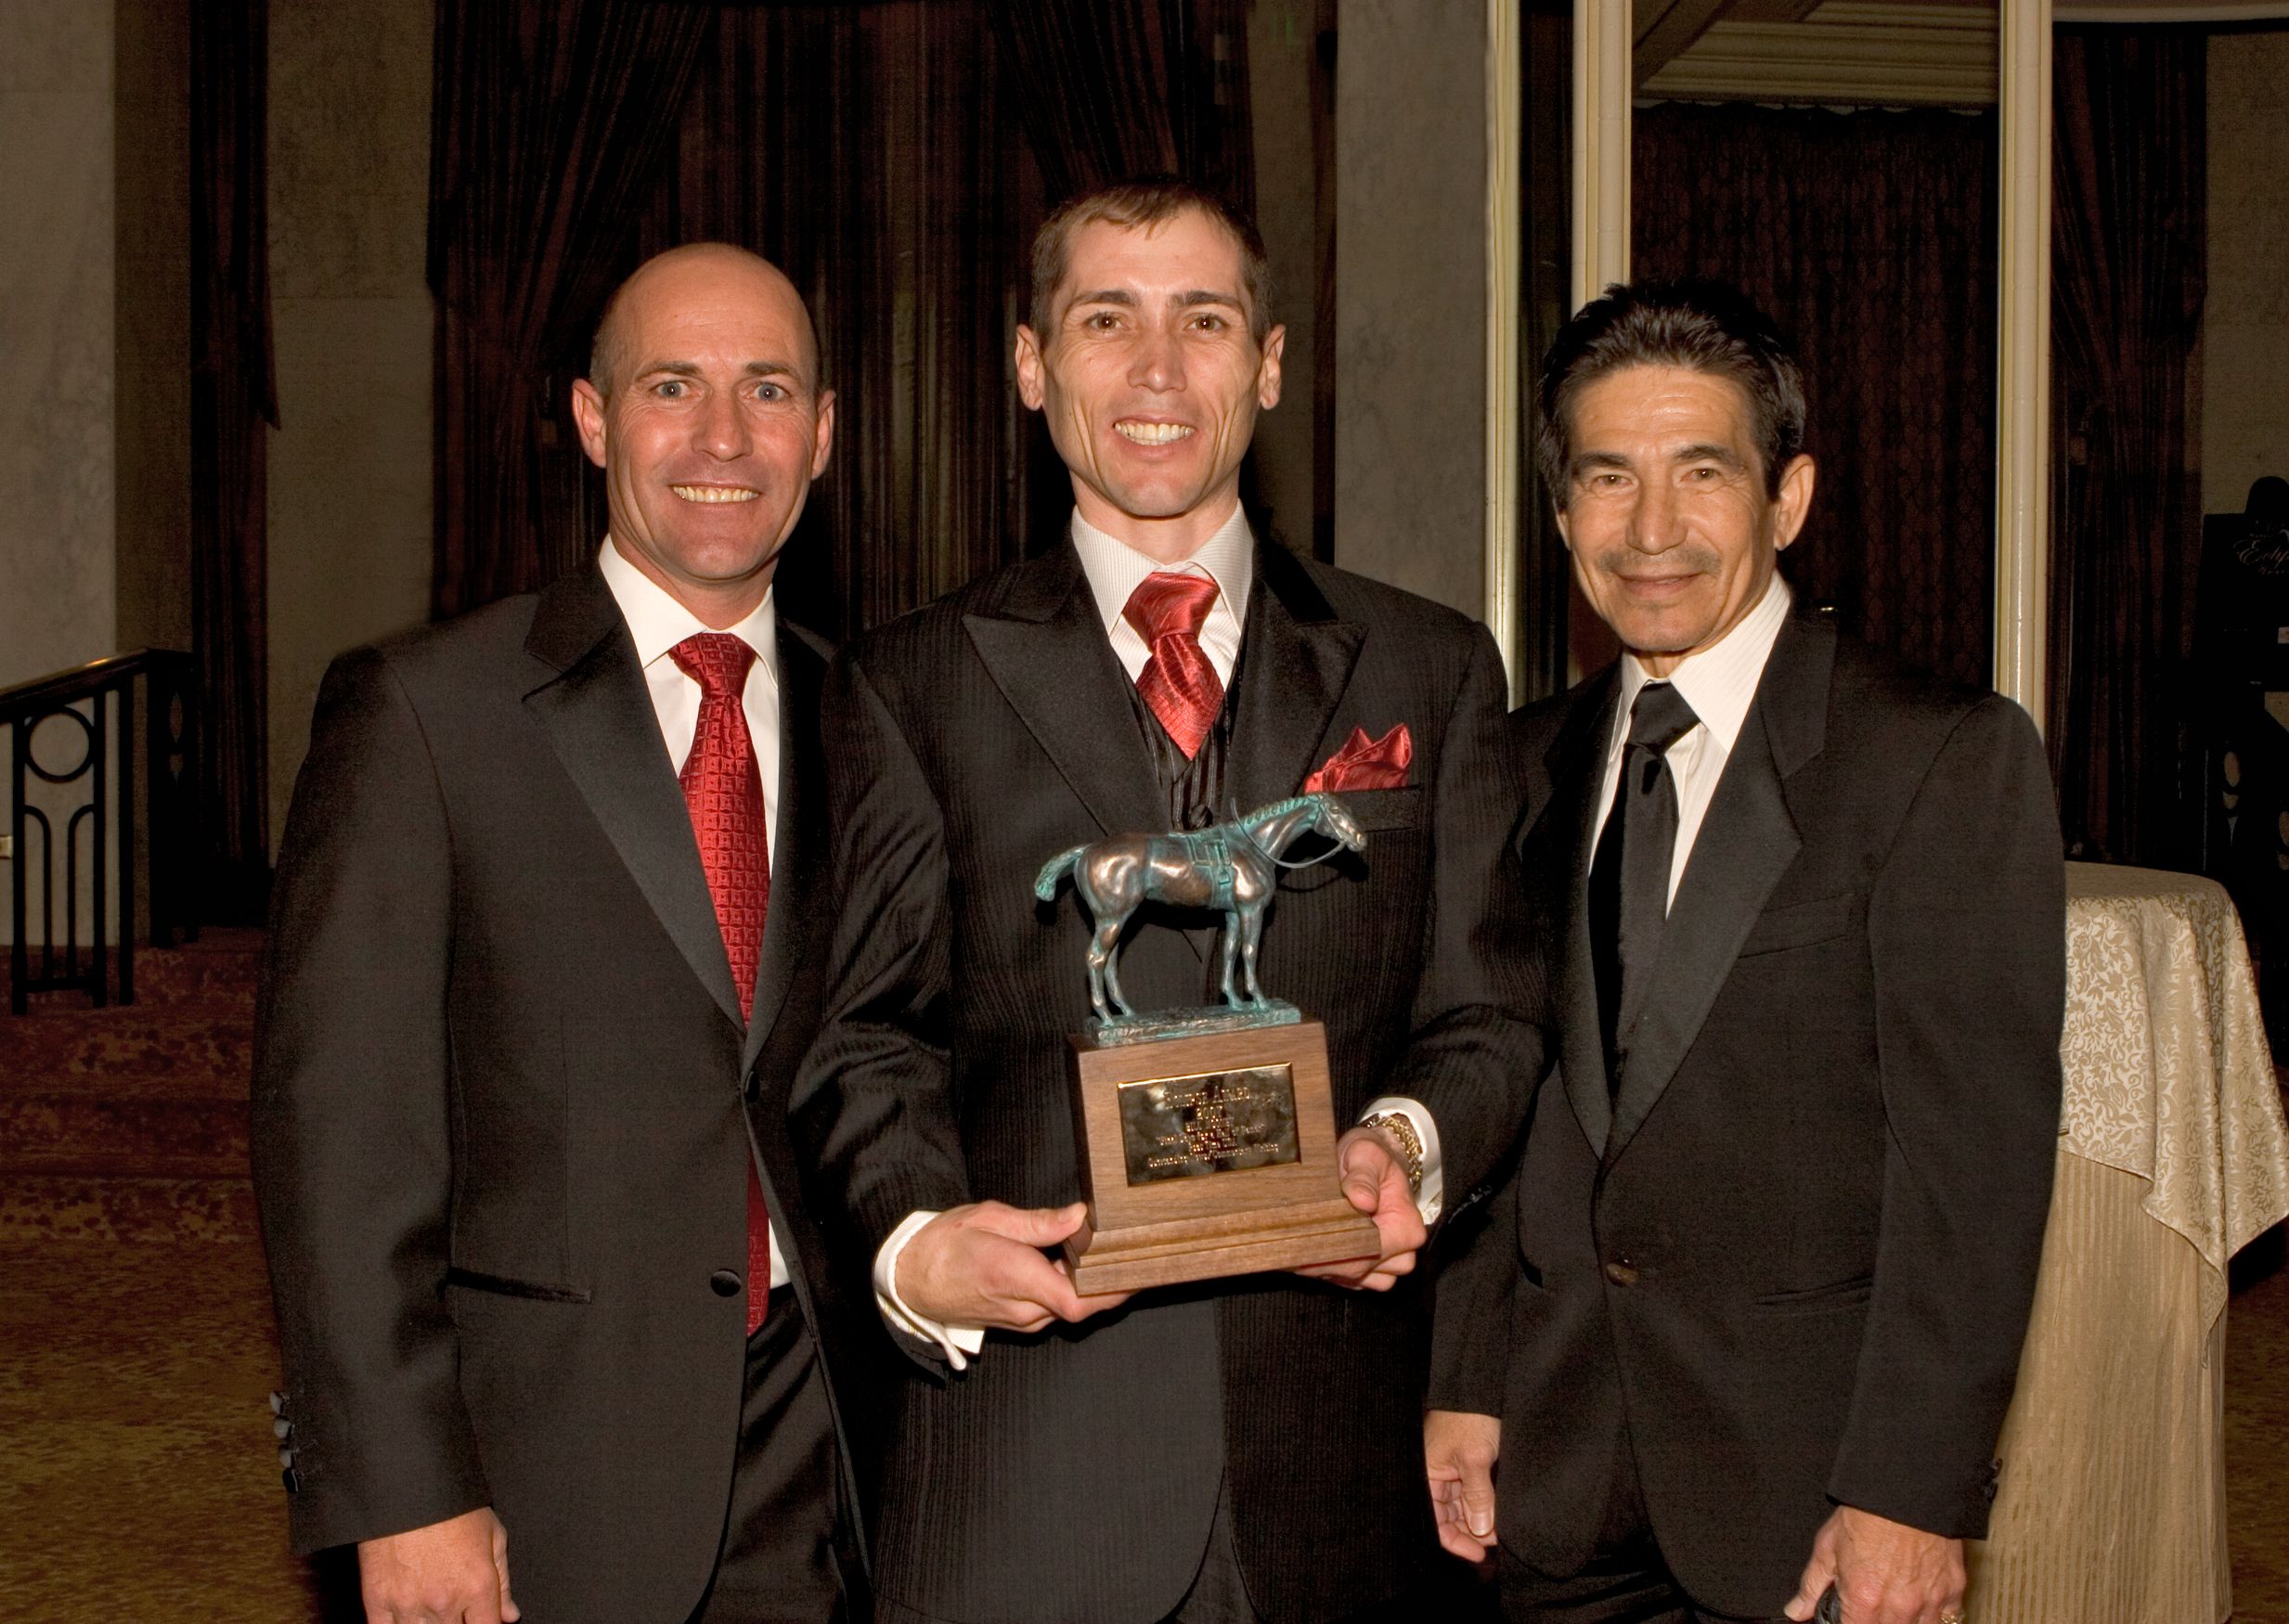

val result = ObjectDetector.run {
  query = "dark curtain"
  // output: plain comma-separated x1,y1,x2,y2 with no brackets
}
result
430,0,1255,634
2049,30,2207,867
993,0,1258,553
1517,0,1573,701
601,5,1041,639
427,0,712,619
1633,105,1999,690
992,0,1255,209
189,0,278,909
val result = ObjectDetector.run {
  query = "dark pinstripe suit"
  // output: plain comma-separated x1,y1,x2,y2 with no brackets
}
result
794,536,1536,1624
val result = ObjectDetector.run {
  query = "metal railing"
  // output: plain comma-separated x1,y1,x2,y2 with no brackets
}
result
3,651,200,1014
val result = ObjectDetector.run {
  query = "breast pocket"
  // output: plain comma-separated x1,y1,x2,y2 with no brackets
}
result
1338,786,1426,833
1735,893,1855,958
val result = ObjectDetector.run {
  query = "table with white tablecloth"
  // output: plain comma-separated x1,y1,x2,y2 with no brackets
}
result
1968,864,2289,1622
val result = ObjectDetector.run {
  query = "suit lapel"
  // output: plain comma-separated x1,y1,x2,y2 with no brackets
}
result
1549,673,1623,1155
525,566,744,1029
963,543,1168,840
744,625,826,1075
1602,615,1832,1164
1225,544,1364,816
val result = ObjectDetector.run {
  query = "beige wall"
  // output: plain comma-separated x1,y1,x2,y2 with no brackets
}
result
2205,29,2289,517
1,1,117,948
1333,0,1489,619
265,0,434,850
0,0,116,689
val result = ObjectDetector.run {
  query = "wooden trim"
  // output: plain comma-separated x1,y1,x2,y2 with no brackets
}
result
1640,3,1998,108
1486,0,1525,700
1993,0,2050,727
1573,0,1633,311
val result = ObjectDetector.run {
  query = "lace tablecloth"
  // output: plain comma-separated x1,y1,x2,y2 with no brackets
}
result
2060,862,2289,1328
1971,864,2286,1622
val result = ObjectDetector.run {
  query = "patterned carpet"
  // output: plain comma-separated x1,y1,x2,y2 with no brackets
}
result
3,934,2288,1621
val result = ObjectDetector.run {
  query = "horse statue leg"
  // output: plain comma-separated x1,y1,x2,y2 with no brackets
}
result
1217,909,1245,1007
1238,900,1265,1006
1096,909,1133,1019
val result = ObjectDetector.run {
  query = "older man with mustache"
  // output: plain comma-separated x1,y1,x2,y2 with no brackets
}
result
1424,280,2063,1624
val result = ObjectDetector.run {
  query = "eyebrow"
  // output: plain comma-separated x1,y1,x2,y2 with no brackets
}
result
1673,443,1746,470
1063,289,1248,316
1568,451,1633,480
636,359,804,383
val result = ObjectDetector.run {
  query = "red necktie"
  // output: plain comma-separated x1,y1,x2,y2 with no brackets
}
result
1123,572,1225,758
670,632,774,1335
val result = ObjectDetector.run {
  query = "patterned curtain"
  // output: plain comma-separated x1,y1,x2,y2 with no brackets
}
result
1633,103,2000,690
2049,29,2207,868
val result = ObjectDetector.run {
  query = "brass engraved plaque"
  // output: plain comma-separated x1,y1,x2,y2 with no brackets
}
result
1117,1064,1300,1186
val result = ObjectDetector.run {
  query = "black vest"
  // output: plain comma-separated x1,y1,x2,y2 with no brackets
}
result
1123,639,1245,833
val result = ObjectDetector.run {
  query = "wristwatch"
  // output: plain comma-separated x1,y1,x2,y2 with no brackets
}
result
1359,1111,1424,1198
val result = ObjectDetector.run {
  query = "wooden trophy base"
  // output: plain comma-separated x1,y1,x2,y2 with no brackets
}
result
1061,1019,1381,1295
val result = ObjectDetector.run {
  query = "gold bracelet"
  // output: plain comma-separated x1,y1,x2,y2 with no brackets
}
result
1360,1111,1424,1198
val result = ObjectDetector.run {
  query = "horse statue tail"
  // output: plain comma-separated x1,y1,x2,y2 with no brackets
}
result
1033,844,1089,901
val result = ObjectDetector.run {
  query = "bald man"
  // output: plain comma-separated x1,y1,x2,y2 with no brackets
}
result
254,245,864,1624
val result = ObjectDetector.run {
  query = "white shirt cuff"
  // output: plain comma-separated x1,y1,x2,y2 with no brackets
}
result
1362,1095,1444,1225
873,1209,988,1370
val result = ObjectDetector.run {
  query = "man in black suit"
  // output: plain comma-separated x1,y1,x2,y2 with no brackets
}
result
1424,282,2063,1624
795,180,1533,1623
253,244,861,1624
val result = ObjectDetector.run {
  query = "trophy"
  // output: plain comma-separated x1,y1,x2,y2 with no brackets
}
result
1032,793,1382,1294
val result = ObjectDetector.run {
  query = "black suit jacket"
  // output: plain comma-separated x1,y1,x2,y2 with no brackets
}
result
795,538,1535,1624
252,563,861,1623
1430,612,2064,1618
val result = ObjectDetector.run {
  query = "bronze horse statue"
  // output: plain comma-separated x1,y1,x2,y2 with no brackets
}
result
1033,793,1365,1025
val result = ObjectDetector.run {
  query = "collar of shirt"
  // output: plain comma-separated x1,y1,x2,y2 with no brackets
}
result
1608,573,1793,777
1597,576,1794,910
598,537,782,698
1070,504,1253,686
596,535,785,861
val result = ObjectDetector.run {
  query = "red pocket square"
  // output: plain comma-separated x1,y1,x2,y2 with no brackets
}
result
1303,724,1414,793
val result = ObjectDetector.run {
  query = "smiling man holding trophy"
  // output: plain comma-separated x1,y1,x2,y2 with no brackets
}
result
796,179,1536,1624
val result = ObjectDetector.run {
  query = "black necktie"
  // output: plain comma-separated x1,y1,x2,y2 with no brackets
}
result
1587,682,1701,1098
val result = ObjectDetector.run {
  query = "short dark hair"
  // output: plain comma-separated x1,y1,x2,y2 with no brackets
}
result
1536,279,1806,505
1028,177,1274,344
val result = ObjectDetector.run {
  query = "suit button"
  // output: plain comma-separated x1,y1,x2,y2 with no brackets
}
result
710,1269,743,1297
1604,1259,1640,1287
281,1467,301,1494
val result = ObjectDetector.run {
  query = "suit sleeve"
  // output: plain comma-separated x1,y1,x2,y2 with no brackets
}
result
1425,1168,1520,1416
249,649,489,1553
788,651,975,1347
1830,693,2065,1537
1377,625,1548,1203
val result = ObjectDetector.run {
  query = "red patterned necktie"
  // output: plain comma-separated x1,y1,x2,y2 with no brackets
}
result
1123,572,1225,758
669,632,774,1335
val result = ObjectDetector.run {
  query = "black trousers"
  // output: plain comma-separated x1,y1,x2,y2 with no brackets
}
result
1497,1432,1774,1624
688,1288,854,1624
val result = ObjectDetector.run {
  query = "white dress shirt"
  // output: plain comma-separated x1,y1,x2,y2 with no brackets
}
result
874,506,1445,1366
1596,574,1793,908
598,539,789,1289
